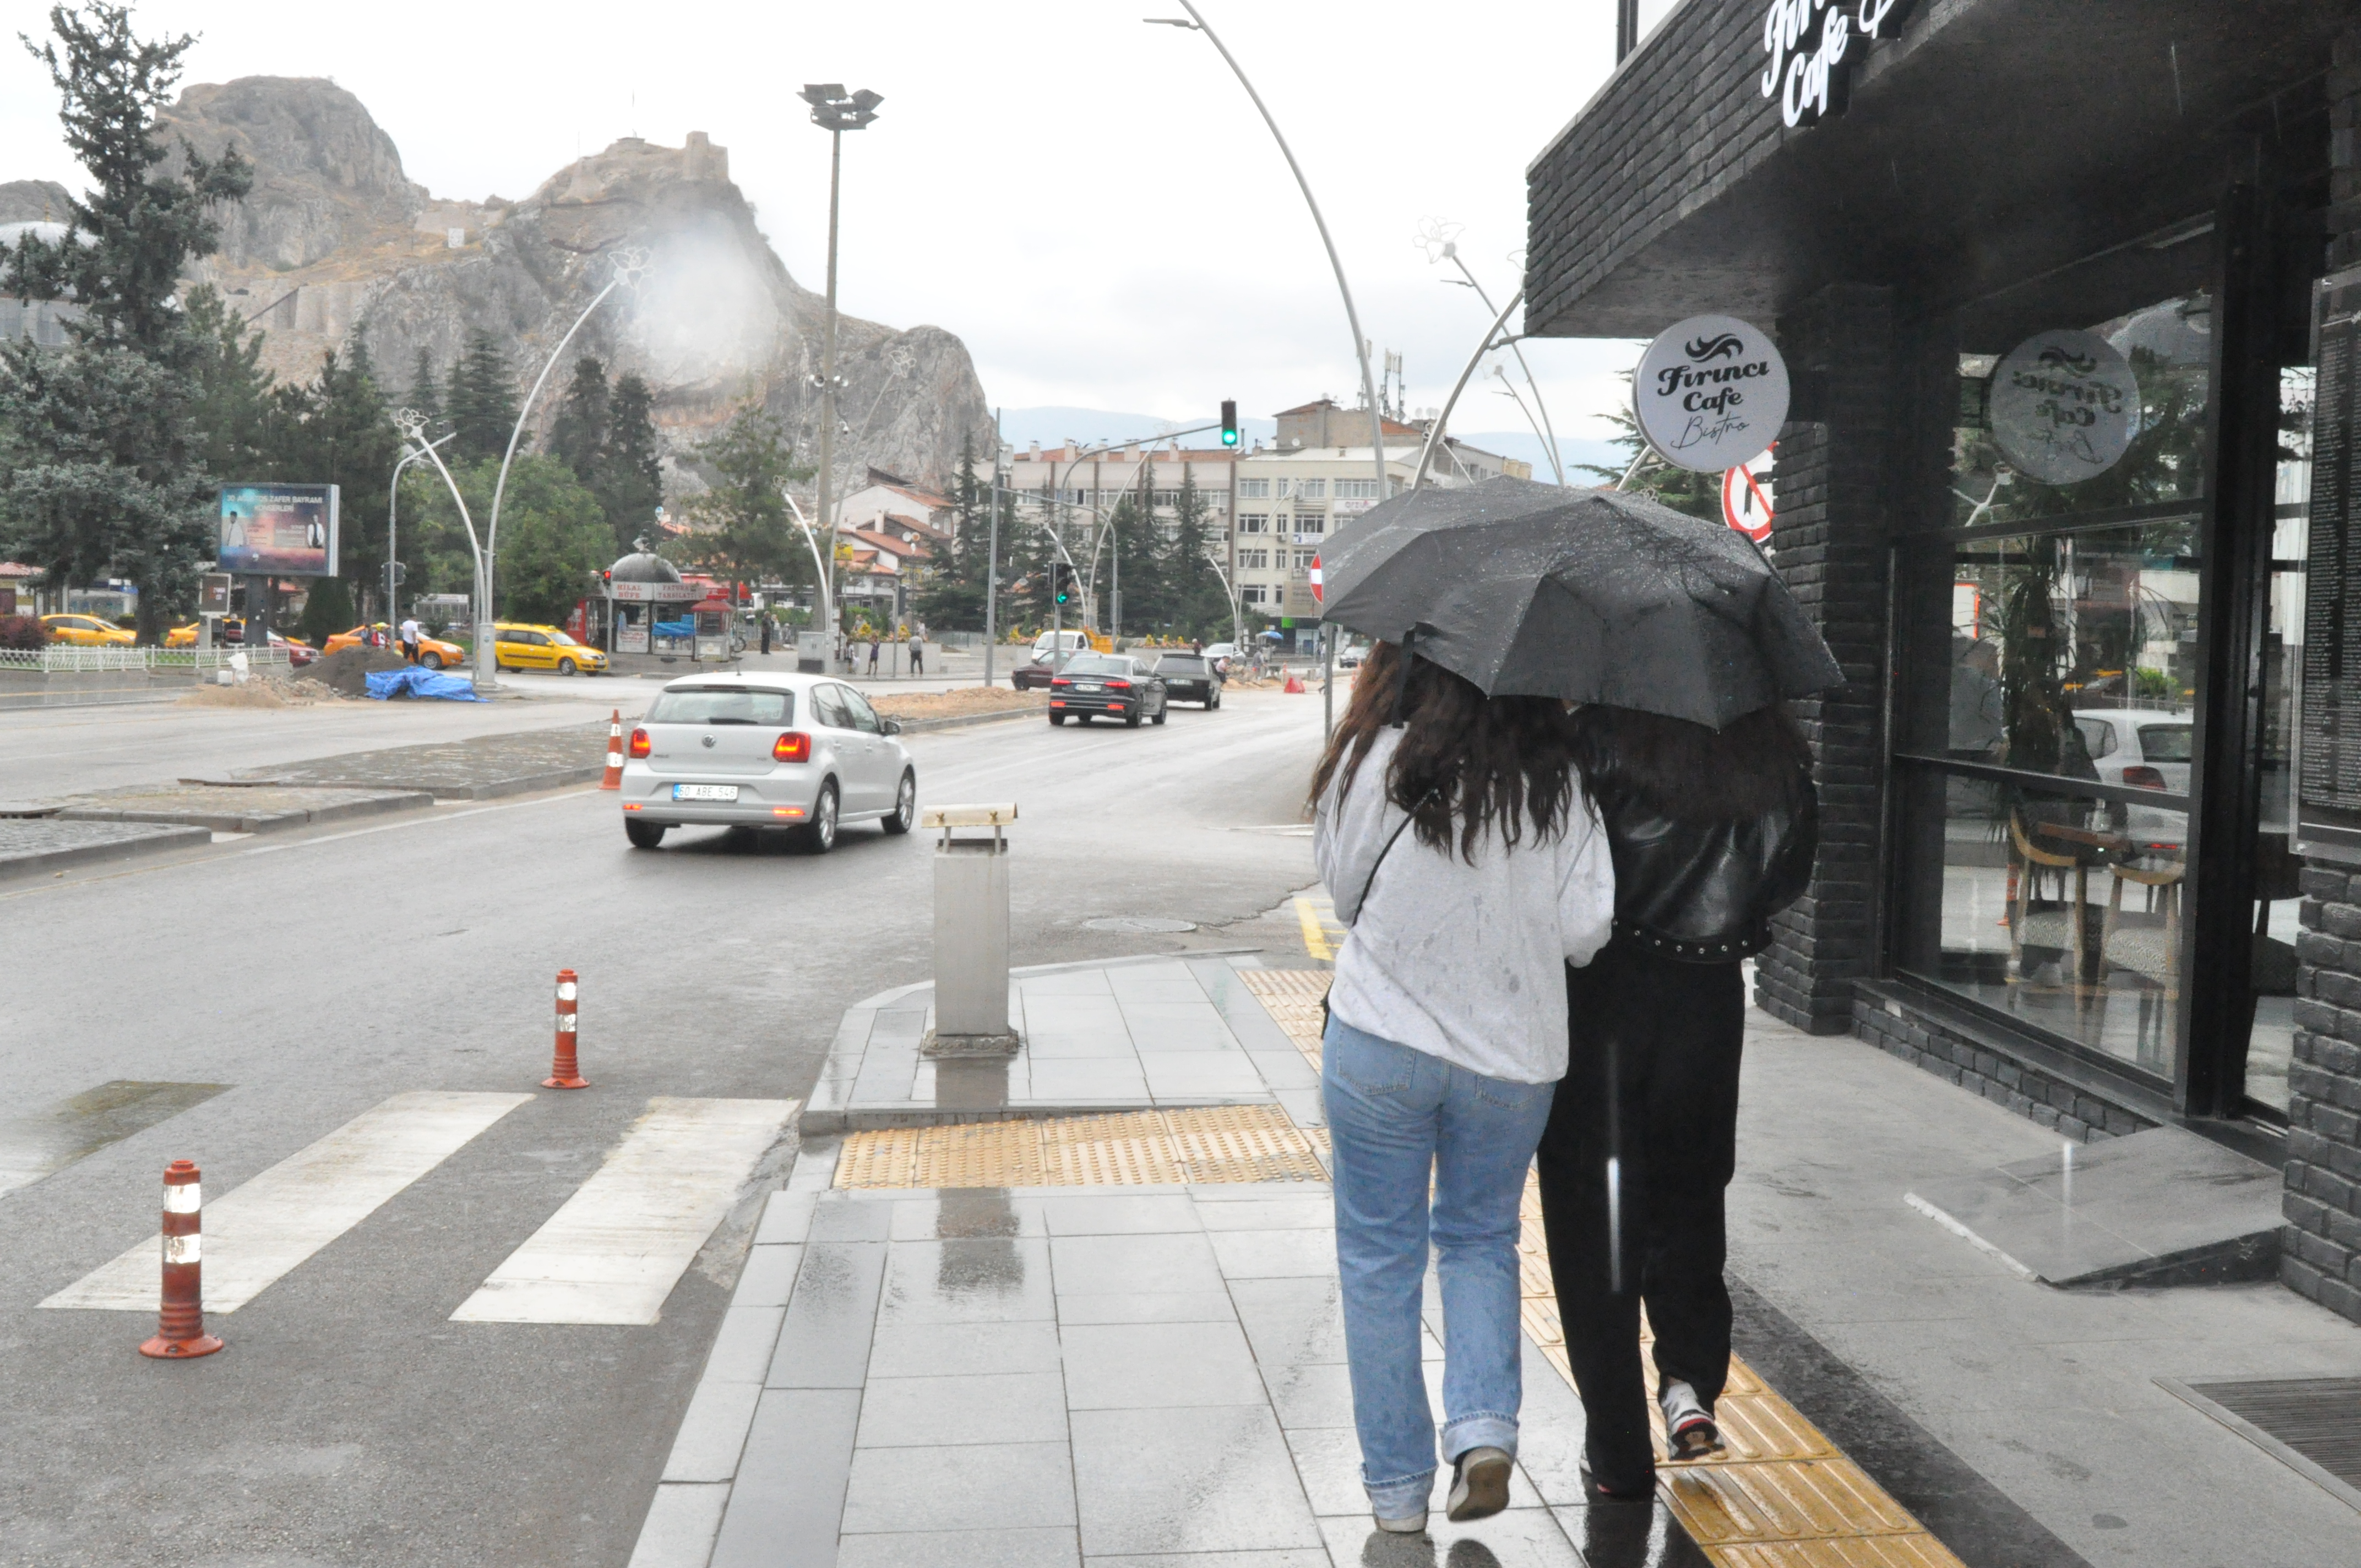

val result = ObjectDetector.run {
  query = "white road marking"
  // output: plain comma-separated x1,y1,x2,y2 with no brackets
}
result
40,1090,531,1313
451,1096,796,1326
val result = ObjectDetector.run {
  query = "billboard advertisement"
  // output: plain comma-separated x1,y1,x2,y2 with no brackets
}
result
217,483,339,577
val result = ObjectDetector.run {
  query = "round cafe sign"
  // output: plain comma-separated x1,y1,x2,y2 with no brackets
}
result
1988,329,2139,486
1634,314,1789,473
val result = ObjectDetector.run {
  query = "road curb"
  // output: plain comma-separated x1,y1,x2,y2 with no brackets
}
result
225,765,606,801
0,823,211,881
884,701,1048,734
58,788,436,836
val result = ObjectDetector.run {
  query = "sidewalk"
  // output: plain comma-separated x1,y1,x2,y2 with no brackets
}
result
628,952,2361,1568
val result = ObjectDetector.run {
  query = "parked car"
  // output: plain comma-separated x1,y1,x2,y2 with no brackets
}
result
1200,641,1241,676
323,623,467,669
1011,655,1060,691
2073,706,2191,848
41,613,134,647
492,623,608,675
1049,654,1167,727
1151,652,1223,709
619,672,916,854
1336,641,1370,670
1031,628,1105,660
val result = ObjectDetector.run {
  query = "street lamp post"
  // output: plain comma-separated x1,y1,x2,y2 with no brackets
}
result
801,83,884,654
393,410,483,655
386,432,454,634
1419,222,1566,487
474,248,648,692
1150,5,1388,732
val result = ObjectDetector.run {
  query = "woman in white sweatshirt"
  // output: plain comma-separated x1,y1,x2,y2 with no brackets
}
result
1311,639,1614,1533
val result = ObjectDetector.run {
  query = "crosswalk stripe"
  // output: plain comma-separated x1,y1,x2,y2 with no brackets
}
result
450,1096,796,1327
40,1090,531,1313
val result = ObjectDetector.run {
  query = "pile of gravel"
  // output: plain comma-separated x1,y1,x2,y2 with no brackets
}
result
296,646,411,698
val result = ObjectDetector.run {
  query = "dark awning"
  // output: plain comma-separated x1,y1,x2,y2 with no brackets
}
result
1526,0,2350,346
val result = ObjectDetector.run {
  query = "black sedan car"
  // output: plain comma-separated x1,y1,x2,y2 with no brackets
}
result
1151,652,1223,709
1049,655,1167,727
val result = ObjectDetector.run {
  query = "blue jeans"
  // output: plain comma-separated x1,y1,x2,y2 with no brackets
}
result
1323,1017,1556,1518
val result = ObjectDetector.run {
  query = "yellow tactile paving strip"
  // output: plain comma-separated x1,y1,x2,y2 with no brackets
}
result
834,1104,1329,1189
1241,971,1966,1568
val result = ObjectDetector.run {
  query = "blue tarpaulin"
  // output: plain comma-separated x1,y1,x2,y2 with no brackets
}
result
653,617,694,639
365,667,487,701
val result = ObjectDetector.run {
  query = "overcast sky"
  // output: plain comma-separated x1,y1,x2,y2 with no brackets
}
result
0,1,1681,448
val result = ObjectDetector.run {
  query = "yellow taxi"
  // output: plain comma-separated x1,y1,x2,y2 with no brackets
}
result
492,622,608,676
324,623,466,669
42,613,135,646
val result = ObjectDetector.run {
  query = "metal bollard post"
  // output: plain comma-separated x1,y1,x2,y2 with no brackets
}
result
921,804,1019,1057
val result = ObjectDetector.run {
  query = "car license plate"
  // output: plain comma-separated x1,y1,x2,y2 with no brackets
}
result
672,783,739,802
1076,683,1102,692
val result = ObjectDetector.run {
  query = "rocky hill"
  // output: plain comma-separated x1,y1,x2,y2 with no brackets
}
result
128,77,989,493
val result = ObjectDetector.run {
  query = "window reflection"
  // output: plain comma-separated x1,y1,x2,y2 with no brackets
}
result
1954,296,2213,530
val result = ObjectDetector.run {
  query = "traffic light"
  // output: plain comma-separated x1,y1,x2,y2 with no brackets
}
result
1053,562,1075,605
1220,399,1239,449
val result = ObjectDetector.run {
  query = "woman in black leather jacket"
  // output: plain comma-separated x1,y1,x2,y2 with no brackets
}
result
1534,701,1816,1499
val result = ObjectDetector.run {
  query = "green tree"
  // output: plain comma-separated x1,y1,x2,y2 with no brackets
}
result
682,399,810,592
548,356,609,483
912,433,991,629
444,330,519,463
402,455,605,626
0,4,252,642
184,285,274,482
598,372,664,552
270,342,399,622
1578,372,1721,523
402,346,443,430
296,573,353,645
1166,465,1230,639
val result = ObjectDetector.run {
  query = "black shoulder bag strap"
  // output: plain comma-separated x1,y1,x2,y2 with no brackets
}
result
1321,787,1437,1035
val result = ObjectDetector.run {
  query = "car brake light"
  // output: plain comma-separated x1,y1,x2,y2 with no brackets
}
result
2123,766,2167,790
1051,677,1070,687
773,731,811,763
1104,679,1130,689
628,727,651,759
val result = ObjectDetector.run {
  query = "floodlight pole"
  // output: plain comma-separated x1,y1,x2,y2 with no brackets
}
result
802,85,883,652
387,432,454,633
783,492,835,639
1438,243,1565,486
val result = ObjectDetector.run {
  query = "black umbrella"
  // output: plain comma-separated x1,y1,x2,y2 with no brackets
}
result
1320,477,1842,728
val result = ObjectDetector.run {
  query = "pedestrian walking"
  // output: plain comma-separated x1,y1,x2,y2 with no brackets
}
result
866,635,880,676
1311,640,1614,1534
398,615,421,664
759,616,771,656
1535,704,1816,1500
907,630,923,677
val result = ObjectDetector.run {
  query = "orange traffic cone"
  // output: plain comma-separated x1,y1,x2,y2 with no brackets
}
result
1283,673,1306,694
600,711,624,790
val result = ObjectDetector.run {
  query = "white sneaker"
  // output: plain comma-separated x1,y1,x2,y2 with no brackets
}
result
1658,1378,1723,1460
1374,1507,1427,1534
1446,1446,1513,1522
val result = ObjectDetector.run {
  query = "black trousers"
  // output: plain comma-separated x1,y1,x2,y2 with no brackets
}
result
1534,938,1745,1491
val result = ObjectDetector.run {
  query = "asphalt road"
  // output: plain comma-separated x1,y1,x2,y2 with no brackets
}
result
0,684,1328,1567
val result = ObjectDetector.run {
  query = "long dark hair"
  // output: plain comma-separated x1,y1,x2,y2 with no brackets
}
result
1566,703,1811,823
1309,639,1582,862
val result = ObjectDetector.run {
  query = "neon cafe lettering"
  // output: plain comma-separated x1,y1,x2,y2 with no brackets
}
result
1760,0,1913,128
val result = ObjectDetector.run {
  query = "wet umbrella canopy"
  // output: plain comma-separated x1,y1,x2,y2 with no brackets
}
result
1320,477,1842,729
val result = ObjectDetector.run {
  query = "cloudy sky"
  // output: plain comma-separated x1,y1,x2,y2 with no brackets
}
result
0,1,1685,457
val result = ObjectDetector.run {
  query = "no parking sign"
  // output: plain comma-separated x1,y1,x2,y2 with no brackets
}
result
1721,446,1775,544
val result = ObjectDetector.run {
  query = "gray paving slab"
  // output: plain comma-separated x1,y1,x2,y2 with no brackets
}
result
55,781,433,834
867,1319,1065,1380
709,1388,863,1568
733,1244,803,1308
1038,1194,1203,1235
1051,1231,1227,1295
627,1483,731,1568
856,1369,1070,1447
889,1193,1049,1240
1060,1320,1268,1409
1084,1553,1329,1568
767,1241,887,1388
839,1527,1080,1568
1230,1276,1349,1368
840,1440,1078,1534
0,816,208,878
1207,1228,1336,1280
1056,1289,1243,1326
233,721,609,797
1316,1507,1581,1566
1069,1405,1323,1554
877,1236,1058,1325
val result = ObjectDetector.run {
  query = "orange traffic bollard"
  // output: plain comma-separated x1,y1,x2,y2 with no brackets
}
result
546,968,588,1089
139,1160,223,1360
600,710,624,790
1283,673,1306,694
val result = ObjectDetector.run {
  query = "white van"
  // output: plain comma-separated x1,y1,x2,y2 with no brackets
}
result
1031,629,1095,660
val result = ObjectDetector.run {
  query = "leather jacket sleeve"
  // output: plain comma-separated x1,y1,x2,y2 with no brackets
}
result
1593,769,1818,963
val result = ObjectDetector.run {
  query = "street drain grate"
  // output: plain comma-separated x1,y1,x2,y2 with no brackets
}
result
2161,1376,2361,1513
1081,916,1196,933
834,1105,1328,1188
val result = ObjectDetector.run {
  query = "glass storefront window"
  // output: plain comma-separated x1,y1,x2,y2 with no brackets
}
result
1903,770,2188,1077
1952,296,2213,531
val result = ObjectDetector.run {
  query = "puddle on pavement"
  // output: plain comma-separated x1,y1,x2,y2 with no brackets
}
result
0,1079,229,1199
934,1189,1025,1299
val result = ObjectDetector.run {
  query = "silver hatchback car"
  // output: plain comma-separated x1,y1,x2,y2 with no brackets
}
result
620,673,917,853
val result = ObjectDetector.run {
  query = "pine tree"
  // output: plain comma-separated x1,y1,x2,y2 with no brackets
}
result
0,4,252,642
269,342,398,623
184,284,274,484
681,400,810,594
548,356,609,484
1166,465,1230,639
912,433,990,629
1579,372,1722,523
444,330,519,463
598,373,665,552
404,346,443,430
1108,457,1166,635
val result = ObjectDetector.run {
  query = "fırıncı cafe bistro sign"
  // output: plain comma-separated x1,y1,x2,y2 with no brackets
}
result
1760,0,1913,128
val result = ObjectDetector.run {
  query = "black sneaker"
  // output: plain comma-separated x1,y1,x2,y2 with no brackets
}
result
1446,1446,1513,1522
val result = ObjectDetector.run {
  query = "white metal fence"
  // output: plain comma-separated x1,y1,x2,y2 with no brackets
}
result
0,645,292,674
